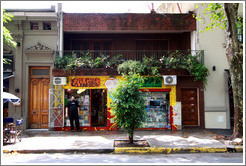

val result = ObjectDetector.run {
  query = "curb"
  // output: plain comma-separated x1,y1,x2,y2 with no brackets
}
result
3,148,114,154
114,147,228,154
3,147,243,154
227,146,244,153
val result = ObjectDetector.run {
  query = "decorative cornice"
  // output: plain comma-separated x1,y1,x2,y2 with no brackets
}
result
25,42,54,58
26,42,52,51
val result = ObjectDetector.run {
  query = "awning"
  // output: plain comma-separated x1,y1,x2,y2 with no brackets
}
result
3,72,15,80
3,92,20,104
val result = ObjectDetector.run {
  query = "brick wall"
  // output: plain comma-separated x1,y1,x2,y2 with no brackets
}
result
64,13,196,32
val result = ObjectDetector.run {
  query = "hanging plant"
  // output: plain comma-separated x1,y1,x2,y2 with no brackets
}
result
160,52,209,85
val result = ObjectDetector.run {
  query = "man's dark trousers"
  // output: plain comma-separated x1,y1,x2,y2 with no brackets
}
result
69,114,80,131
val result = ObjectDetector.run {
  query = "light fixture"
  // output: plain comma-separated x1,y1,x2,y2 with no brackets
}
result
212,66,216,71
77,89,86,94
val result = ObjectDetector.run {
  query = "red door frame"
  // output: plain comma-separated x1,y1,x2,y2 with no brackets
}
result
55,88,110,131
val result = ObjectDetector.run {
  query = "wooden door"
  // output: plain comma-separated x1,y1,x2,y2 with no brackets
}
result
29,67,50,129
181,88,198,126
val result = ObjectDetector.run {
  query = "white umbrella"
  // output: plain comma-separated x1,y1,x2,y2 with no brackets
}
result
3,92,20,104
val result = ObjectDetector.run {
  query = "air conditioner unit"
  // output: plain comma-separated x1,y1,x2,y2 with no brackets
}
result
53,77,67,85
163,75,177,85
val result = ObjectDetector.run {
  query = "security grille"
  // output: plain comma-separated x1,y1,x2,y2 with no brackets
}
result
49,87,64,127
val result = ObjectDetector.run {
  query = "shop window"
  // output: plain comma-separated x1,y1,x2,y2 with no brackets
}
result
43,22,51,30
142,91,171,129
30,22,39,30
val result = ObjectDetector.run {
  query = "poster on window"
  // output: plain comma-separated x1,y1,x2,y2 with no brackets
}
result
173,102,182,126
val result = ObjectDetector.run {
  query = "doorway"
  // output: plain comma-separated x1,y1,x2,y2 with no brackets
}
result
181,88,199,126
91,89,107,127
29,66,50,129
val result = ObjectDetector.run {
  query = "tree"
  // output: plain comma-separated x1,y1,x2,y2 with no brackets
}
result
111,74,146,143
195,3,243,139
3,9,16,64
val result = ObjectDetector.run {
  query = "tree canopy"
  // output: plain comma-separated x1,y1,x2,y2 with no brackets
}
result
3,9,16,48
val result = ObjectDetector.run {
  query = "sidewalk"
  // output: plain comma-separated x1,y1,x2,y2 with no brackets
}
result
2,129,243,154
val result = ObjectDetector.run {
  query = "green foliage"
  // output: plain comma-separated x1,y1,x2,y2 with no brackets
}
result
88,53,109,68
110,74,146,142
55,54,77,70
185,55,209,84
3,58,12,64
105,54,123,68
195,3,244,35
142,56,161,76
54,52,124,72
236,17,243,39
194,3,227,33
3,9,17,48
117,60,146,75
160,53,209,85
117,56,161,76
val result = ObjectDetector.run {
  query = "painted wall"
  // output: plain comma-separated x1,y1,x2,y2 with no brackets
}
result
156,2,244,129
196,4,230,129
4,9,58,130
51,76,178,131
194,3,243,129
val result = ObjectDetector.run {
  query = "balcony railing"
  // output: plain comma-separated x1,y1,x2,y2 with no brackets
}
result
54,50,204,69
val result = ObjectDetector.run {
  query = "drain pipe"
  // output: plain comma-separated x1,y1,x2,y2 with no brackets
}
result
57,3,63,57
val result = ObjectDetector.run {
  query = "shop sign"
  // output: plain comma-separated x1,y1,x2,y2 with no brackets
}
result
71,78,100,87
141,77,162,87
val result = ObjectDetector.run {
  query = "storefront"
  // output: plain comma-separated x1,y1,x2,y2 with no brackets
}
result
50,76,181,131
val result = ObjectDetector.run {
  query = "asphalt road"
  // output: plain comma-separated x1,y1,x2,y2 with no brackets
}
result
1,153,244,164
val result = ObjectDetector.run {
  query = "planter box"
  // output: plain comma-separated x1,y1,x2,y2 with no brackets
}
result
52,68,191,77
158,68,191,76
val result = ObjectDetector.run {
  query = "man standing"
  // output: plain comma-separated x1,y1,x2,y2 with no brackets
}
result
65,95,81,132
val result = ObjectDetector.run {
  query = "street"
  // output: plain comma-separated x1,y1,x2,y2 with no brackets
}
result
1,153,244,164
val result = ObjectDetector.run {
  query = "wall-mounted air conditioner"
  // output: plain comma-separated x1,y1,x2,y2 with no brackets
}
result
53,77,67,85
163,75,177,85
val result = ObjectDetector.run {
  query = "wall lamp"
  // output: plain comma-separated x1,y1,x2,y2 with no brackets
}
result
212,66,216,71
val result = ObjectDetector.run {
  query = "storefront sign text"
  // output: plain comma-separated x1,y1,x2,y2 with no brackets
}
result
71,78,100,87
141,77,162,87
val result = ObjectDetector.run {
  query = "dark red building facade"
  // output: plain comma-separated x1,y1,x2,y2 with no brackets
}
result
52,12,204,131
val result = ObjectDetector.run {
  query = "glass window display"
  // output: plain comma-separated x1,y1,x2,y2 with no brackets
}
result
142,91,170,129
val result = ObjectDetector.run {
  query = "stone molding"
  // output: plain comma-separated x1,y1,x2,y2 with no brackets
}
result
25,42,54,56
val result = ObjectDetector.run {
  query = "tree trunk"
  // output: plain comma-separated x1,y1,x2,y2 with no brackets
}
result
129,129,134,144
224,3,243,139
